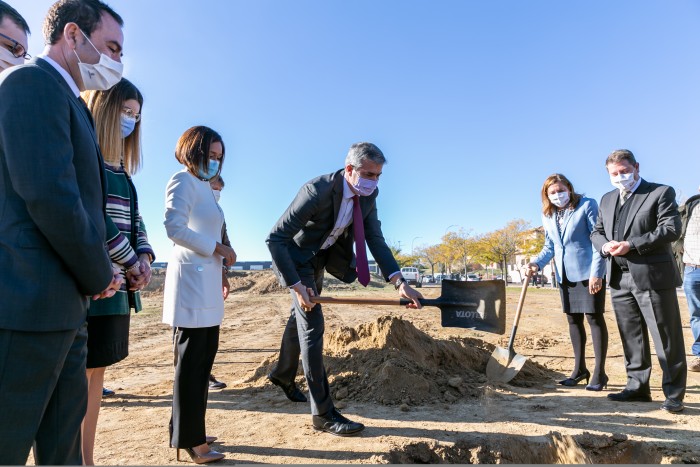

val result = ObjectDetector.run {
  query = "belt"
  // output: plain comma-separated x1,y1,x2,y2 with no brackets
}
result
685,263,700,268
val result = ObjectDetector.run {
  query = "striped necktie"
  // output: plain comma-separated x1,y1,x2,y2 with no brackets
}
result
621,191,631,206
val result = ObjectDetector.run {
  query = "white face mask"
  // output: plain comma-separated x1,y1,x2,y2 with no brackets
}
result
0,46,23,71
212,189,221,203
610,172,636,192
548,191,570,208
73,29,123,91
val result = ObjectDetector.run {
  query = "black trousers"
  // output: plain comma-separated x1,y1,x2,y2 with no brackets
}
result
610,271,687,400
271,262,334,416
0,324,88,465
170,326,219,448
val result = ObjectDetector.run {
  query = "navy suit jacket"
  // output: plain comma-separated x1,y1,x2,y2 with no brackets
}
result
266,169,399,287
0,58,113,331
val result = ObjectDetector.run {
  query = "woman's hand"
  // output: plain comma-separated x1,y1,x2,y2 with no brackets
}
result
589,276,603,294
222,274,230,299
215,242,237,267
523,263,538,277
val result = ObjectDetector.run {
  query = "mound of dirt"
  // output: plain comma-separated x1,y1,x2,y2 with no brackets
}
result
249,315,556,406
383,431,697,464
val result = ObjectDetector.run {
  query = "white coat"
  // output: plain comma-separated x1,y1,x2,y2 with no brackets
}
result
162,170,224,328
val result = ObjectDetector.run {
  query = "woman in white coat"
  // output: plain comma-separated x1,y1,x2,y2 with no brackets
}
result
163,126,236,464
527,174,609,391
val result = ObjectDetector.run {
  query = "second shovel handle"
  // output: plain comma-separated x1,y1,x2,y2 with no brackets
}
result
506,272,531,351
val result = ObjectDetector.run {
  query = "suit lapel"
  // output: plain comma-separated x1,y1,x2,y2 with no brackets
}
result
332,171,344,223
603,190,617,235
35,58,108,208
623,180,650,236
559,208,574,241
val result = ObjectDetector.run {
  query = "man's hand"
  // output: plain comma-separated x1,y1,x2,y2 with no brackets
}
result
92,266,124,300
608,241,631,256
291,282,315,312
588,276,603,294
399,283,423,309
215,242,237,267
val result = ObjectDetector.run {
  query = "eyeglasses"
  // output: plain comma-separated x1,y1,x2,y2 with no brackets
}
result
0,32,30,60
121,107,141,122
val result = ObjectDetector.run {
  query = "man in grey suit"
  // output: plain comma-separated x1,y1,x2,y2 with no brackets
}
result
591,149,687,413
0,0,124,463
266,142,423,436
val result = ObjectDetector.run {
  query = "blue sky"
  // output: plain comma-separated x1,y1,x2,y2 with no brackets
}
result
19,1,700,261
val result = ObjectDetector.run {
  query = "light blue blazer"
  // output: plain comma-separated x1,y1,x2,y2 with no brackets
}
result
533,197,606,283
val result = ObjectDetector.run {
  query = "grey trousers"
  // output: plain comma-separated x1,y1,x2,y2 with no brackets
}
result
271,263,334,416
610,271,687,400
0,324,88,465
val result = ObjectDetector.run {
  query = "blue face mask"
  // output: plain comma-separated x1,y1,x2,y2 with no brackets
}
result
121,115,137,138
198,159,220,180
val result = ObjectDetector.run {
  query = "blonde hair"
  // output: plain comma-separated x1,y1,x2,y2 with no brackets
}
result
82,78,143,175
540,173,581,217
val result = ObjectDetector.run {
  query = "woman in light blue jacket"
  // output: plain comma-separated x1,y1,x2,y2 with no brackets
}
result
527,174,608,391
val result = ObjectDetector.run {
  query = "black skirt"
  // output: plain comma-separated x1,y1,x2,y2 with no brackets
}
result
86,314,130,368
559,271,606,314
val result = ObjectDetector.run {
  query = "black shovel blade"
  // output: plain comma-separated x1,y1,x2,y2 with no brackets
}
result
439,279,506,334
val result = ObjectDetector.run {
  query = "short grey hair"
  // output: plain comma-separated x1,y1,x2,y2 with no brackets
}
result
345,142,387,168
606,149,637,166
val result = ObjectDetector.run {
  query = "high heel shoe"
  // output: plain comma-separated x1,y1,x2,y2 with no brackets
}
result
585,374,609,391
558,369,590,387
176,447,225,464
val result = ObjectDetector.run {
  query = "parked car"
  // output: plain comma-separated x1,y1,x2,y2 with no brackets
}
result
421,275,435,284
466,274,480,281
400,267,422,288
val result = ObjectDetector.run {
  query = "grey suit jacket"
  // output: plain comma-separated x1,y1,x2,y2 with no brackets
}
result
590,179,681,290
266,169,399,287
0,58,113,331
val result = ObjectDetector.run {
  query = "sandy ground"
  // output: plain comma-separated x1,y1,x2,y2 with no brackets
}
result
51,271,699,464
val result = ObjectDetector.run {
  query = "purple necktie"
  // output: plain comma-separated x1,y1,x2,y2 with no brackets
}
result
352,195,370,286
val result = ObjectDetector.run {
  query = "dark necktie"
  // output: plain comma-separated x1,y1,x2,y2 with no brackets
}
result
352,195,370,286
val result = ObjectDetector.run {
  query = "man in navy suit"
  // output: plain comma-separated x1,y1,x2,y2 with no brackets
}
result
266,142,423,436
0,0,124,463
591,149,687,413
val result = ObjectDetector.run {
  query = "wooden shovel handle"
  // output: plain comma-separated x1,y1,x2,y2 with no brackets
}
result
312,296,409,306
311,296,477,308
506,272,531,351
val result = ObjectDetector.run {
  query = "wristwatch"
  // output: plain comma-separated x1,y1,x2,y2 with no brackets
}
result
394,277,407,290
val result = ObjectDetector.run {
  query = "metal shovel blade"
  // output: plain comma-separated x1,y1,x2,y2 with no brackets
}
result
486,276,531,383
486,346,528,383
439,279,506,334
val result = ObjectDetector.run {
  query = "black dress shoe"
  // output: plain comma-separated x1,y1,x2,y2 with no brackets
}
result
607,388,652,402
312,408,365,436
661,398,684,413
267,373,307,402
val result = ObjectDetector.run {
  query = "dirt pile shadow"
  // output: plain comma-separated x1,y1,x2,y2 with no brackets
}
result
383,431,697,464
248,315,556,405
